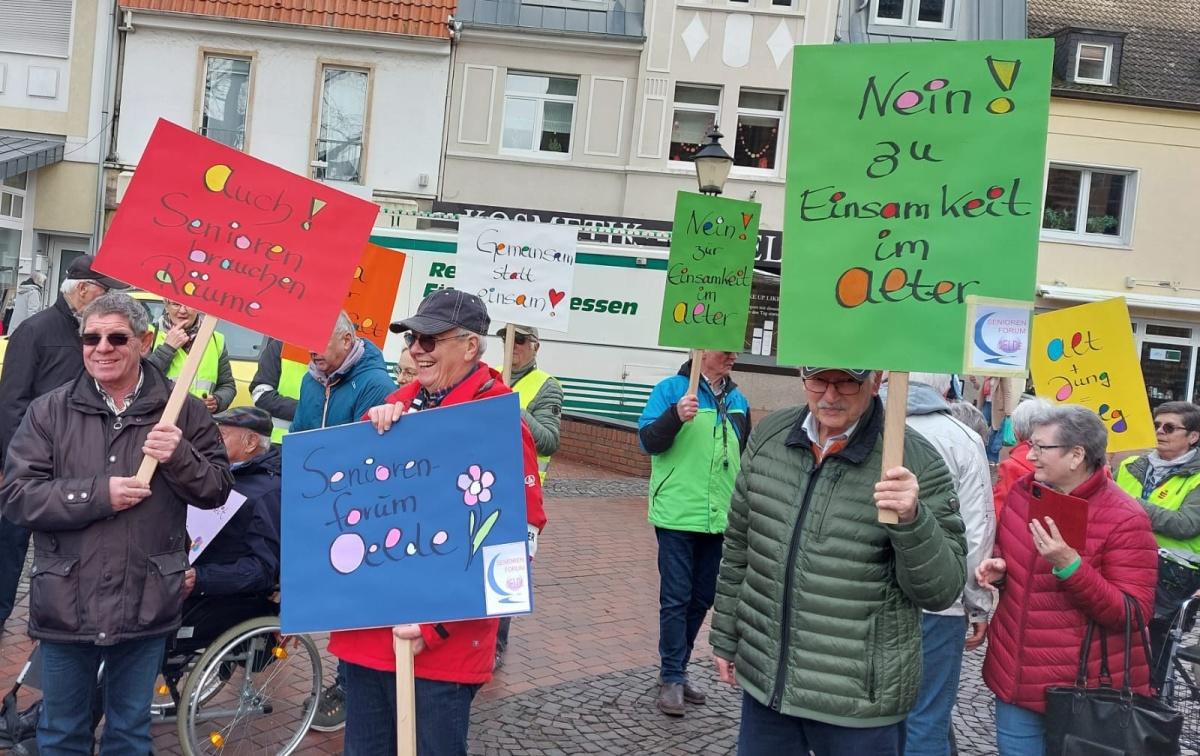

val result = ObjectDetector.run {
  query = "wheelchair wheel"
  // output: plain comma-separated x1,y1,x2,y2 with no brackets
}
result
177,616,321,755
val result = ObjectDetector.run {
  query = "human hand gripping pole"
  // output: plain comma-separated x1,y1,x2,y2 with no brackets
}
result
135,315,218,484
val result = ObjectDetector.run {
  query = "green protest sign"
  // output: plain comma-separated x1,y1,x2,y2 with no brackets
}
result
778,39,1052,373
658,191,760,351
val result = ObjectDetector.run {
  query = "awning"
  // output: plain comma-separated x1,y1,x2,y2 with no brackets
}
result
0,132,65,180
1038,284,1200,314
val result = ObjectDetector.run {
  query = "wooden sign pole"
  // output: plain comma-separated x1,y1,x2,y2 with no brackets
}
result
686,349,703,397
135,315,219,484
501,324,516,385
878,370,909,525
394,636,417,756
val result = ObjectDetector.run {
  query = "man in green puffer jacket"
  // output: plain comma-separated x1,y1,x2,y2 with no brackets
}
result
710,368,965,755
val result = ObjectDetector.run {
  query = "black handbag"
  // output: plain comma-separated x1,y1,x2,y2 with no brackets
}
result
1044,594,1183,755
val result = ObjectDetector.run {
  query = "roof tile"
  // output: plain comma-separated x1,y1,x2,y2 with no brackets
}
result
120,0,453,39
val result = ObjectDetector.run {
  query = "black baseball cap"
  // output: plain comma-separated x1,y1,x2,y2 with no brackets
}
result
800,367,871,381
212,406,274,436
67,255,128,290
390,288,491,336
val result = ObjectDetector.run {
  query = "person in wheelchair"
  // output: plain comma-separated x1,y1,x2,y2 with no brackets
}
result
185,407,282,604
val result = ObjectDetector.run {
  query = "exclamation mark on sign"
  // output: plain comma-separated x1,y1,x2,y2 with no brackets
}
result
302,198,327,230
740,212,753,240
985,56,1021,114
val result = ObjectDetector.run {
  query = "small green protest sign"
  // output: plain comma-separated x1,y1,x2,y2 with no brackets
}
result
658,191,760,352
778,39,1052,372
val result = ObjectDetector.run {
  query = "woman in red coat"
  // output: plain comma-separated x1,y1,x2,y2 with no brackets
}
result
992,398,1052,520
977,404,1158,755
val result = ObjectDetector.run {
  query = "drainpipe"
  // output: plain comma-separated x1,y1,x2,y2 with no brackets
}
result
92,0,121,251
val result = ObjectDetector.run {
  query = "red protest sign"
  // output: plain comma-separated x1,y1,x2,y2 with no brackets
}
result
95,119,378,352
281,242,407,364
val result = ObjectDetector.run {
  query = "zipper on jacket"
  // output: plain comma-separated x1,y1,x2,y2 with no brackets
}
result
770,461,824,711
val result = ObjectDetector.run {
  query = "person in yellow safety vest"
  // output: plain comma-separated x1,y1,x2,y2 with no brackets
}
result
251,338,306,443
494,323,562,671
497,324,563,483
1114,400,1200,690
148,300,236,413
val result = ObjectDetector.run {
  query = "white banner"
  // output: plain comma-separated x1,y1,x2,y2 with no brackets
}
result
187,490,248,564
455,217,578,332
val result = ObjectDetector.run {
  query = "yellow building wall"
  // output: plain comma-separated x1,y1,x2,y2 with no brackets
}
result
33,161,98,235
1039,99,1200,304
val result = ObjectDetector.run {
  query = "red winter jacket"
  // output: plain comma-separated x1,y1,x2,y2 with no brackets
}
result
993,440,1035,520
982,468,1158,713
327,362,547,683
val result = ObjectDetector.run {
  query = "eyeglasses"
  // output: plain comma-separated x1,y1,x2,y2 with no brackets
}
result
1155,421,1188,434
803,377,864,396
82,332,133,347
513,334,537,346
399,367,419,379
403,331,469,352
1028,442,1070,455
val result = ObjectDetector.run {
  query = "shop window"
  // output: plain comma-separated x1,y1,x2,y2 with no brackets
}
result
501,73,578,157
1041,165,1135,245
669,84,721,163
734,90,784,172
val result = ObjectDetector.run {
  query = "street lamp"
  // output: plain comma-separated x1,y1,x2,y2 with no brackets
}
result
693,125,733,196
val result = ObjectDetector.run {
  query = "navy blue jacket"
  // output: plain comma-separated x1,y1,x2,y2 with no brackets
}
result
194,446,282,597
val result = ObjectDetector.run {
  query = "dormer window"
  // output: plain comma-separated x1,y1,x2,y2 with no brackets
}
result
1075,43,1113,85
873,0,951,29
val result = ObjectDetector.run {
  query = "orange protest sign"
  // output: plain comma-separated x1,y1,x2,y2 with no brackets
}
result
281,242,407,364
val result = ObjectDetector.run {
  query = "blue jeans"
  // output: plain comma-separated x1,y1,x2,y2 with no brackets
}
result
738,691,905,756
904,614,967,756
656,527,723,684
0,516,31,623
38,635,167,755
342,661,480,756
995,700,1044,756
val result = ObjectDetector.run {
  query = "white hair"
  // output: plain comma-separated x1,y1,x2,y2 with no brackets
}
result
256,433,272,452
60,277,85,296
461,327,486,358
332,311,356,338
1012,397,1054,441
909,372,953,397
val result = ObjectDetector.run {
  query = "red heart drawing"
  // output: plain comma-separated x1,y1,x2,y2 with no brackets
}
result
548,289,565,308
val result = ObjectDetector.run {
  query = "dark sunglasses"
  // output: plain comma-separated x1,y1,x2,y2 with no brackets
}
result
403,331,468,352
1155,421,1189,434
82,332,133,347
513,333,537,346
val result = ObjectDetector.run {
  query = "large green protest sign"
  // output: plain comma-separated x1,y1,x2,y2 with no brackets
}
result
778,39,1052,373
658,191,760,351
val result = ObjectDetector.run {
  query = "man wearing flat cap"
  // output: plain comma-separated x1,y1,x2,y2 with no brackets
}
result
329,288,548,756
0,255,129,631
709,367,966,755
184,407,282,601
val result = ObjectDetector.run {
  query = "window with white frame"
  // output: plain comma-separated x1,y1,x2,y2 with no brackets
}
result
0,173,26,223
1074,43,1113,85
669,84,721,163
200,55,251,150
734,90,785,172
873,0,951,27
315,66,369,183
1041,165,1135,243
501,73,578,157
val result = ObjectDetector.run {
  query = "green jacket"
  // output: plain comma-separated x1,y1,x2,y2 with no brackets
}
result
1115,453,1200,554
710,398,966,728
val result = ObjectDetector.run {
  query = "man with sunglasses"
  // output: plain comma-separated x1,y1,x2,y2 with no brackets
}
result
330,288,547,756
0,255,127,632
1,291,232,754
492,323,562,670
710,367,965,756
292,311,396,733
639,350,751,717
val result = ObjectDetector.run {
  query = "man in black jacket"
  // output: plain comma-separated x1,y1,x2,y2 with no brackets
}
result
0,255,126,630
184,407,281,600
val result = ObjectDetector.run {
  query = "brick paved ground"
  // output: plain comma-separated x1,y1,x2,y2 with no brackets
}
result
0,457,1041,755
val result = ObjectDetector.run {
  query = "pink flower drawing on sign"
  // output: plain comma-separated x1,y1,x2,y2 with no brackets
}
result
457,465,495,506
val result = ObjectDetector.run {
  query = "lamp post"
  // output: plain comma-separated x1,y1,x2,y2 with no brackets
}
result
693,125,734,196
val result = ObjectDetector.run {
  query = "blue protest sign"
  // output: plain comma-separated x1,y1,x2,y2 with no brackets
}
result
280,394,532,634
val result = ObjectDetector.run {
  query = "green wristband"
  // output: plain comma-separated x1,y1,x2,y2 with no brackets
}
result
1052,556,1082,580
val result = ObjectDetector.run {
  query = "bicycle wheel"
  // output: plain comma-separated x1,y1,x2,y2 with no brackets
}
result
177,616,322,756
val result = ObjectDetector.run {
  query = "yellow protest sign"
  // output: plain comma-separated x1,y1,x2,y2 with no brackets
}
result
1030,298,1155,452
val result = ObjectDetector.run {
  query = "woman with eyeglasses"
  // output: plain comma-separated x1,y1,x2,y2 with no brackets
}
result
1114,400,1200,689
977,404,1157,755
147,299,236,414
